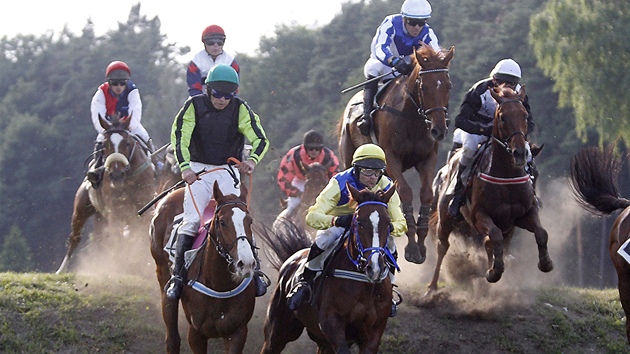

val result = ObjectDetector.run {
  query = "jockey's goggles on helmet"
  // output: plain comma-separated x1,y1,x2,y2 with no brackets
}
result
405,18,427,27
210,89,236,100
359,167,385,178
204,39,224,46
108,79,128,86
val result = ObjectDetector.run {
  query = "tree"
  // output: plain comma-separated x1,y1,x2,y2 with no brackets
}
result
531,0,630,145
0,225,33,272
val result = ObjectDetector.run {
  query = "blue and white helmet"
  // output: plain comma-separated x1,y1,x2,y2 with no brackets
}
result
401,0,432,19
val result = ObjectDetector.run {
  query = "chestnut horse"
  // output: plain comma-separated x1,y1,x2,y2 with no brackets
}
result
260,184,397,354
272,161,332,235
56,114,157,273
569,146,630,344
338,43,454,265
150,182,258,354
428,86,553,290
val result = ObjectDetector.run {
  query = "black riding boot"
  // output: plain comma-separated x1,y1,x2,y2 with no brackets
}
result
448,163,468,217
86,141,104,189
358,78,378,136
253,251,269,297
165,234,194,300
286,243,325,310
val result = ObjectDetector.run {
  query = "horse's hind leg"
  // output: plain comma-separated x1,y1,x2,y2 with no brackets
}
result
613,255,630,344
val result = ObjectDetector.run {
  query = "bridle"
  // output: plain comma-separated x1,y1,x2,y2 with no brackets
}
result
346,201,398,276
102,129,151,177
492,99,528,154
206,200,254,267
406,68,450,124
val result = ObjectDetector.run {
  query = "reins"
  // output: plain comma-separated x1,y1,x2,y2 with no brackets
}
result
491,99,528,154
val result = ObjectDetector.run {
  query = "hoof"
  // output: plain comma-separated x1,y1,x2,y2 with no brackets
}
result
485,269,503,283
538,259,554,273
404,243,425,264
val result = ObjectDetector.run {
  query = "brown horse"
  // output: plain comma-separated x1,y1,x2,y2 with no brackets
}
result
260,184,397,354
338,43,454,265
150,181,258,354
569,146,630,344
428,86,553,290
272,161,332,235
56,114,157,273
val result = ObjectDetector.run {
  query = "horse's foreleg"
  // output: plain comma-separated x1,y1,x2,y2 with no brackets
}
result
56,184,96,274
427,222,452,292
187,325,207,354
162,297,181,354
223,325,247,354
516,212,553,273
483,226,505,283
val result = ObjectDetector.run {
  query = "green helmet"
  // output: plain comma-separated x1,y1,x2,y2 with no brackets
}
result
205,64,239,93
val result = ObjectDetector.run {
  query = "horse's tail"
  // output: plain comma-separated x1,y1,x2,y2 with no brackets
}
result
254,218,311,271
569,146,630,215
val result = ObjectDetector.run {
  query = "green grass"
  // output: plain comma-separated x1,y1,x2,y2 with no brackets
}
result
0,272,163,354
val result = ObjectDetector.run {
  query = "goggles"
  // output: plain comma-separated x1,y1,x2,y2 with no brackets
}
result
108,79,128,86
405,18,427,27
359,167,385,178
210,89,236,100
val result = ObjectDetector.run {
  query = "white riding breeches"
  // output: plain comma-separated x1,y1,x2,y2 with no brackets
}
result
179,161,241,236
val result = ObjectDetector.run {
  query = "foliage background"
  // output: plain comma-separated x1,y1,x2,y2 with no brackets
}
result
0,0,627,291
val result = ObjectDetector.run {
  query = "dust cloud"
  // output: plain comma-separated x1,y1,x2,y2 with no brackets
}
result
394,177,587,317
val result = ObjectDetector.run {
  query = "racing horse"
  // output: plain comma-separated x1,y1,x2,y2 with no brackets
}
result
272,161,332,235
56,114,157,273
428,86,553,290
569,146,630,344
338,42,454,265
150,181,258,354
260,184,397,354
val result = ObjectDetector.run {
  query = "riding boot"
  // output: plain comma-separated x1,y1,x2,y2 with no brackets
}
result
164,233,194,300
358,78,378,136
86,141,105,189
448,163,468,217
286,243,325,310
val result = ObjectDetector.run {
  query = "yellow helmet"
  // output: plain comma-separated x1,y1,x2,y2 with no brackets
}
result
352,144,386,169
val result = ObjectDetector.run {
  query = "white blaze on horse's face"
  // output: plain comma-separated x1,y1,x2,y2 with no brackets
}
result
232,208,255,274
111,133,124,152
368,210,382,273
103,133,130,169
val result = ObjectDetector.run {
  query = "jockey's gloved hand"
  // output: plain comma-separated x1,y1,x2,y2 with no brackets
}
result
392,57,413,75
334,215,353,228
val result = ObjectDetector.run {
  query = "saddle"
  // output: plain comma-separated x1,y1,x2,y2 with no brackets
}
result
164,200,217,269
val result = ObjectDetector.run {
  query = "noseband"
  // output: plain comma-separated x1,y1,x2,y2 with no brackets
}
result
492,99,528,154
346,201,398,275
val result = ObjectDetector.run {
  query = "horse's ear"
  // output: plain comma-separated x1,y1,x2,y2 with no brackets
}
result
489,87,503,103
442,46,454,67
213,180,224,201
347,182,360,202
518,85,526,101
239,180,248,201
99,114,111,131
383,181,397,203
120,114,132,130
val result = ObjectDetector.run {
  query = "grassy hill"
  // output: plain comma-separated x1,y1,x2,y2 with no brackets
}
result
1,272,629,353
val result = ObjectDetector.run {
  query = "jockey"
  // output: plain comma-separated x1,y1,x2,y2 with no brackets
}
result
187,24,240,96
165,64,269,301
277,130,340,217
285,143,407,316
448,58,536,217
358,0,440,136
87,60,154,189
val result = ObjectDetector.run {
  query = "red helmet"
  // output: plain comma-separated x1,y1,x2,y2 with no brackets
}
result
201,25,226,42
105,61,131,80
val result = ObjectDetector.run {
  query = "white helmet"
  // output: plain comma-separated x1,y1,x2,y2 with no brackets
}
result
401,0,432,19
490,59,521,83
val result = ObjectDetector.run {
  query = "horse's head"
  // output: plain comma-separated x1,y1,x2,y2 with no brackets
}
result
409,43,454,141
347,182,396,282
490,85,529,167
301,161,333,207
209,181,256,280
99,113,139,183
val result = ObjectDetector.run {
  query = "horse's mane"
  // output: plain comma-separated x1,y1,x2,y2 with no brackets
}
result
412,44,448,67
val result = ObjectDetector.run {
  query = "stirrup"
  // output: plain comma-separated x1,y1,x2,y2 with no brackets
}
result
286,282,311,310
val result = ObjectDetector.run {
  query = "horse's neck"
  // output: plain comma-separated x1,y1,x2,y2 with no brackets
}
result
487,140,525,177
196,232,235,287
